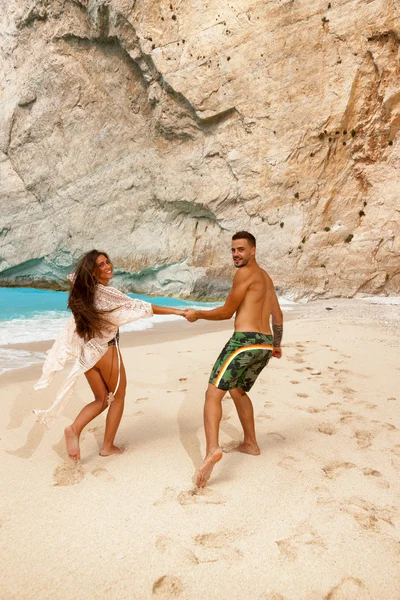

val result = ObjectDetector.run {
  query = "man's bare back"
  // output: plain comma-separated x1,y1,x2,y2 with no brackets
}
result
234,263,276,335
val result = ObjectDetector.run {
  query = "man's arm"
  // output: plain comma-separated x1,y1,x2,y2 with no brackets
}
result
185,270,250,322
270,289,283,358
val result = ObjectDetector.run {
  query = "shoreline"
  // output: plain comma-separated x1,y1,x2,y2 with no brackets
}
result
1,297,399,382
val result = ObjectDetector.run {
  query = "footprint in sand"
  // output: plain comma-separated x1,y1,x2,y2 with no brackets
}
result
390,445,400,457
156,536,198,565
296,393,309,398
278,456,302,473
255,410,274,423
135,397,149,403
362,468,390,489
325,577,371,600
152,575,183,597
221,413,231,422
179,378,187,382
295,368,305,372
153,487,177,506
276,524,325,562
154,486,226,507
315,485,335,506
376,422,397,431
290,380,300,385
318,422,336,435
342,386,356,395
221,440,240,452
322,461,356,480
256,411,273,422
266,432,286,442
320,385,334,396
301,405,327,414
193,530,243,562
339,412,363,424
355,400,377,410
287,357,305,364
178,487,226,506
53,461,84,486
341,497,396,532
259,593,285,600
91,467,115,481
354,430,375,449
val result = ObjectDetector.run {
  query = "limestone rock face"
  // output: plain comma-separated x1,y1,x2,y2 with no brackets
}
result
0,0,399,299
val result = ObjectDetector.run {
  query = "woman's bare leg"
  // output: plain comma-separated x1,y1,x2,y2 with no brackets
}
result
95,346,127,456
64,367,109,460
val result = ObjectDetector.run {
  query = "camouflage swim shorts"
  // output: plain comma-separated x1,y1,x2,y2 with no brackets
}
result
209,332,274,392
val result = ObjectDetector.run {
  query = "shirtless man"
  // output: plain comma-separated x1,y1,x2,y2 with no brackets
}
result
185,231,283,488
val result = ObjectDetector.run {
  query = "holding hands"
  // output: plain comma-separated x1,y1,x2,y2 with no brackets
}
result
184,309,198,322
171,308,198,321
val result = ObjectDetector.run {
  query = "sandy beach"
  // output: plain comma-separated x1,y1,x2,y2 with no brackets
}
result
1,299,399,600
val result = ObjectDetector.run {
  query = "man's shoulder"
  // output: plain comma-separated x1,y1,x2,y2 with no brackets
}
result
233,266,252,283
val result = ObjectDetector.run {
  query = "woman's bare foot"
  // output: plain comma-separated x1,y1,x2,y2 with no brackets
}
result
64,426,80,461
99,445,124,457
196,448,223,488
234,442,261,455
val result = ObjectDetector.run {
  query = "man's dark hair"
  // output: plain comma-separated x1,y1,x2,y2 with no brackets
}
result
232,231,256,247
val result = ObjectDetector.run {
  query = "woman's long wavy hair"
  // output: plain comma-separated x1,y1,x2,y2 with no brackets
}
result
68,250,112,341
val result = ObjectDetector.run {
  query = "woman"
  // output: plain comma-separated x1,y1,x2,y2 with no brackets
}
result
34,250,186,460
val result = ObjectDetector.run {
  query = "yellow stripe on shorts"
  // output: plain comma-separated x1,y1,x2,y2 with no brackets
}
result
213,344,274,387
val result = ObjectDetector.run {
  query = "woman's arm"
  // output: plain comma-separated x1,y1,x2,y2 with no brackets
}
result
151,305,186,317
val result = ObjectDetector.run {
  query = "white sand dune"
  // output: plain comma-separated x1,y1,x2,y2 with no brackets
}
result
1,300,399,599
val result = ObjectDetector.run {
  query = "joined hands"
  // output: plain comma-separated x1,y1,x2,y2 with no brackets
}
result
184,309,198,322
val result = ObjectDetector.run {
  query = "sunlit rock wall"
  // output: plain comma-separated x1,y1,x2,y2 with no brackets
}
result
0,0,399,298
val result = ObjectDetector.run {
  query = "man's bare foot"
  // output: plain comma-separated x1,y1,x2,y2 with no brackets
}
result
196,448,223,488
99,445,124,457
64,426,80,461
234,442,260,455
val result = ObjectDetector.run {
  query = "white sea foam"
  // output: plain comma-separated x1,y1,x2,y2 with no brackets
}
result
0,348,47,375
0,298,294,374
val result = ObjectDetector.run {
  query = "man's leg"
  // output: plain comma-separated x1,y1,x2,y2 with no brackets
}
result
229,387,260,455
196,383,226,488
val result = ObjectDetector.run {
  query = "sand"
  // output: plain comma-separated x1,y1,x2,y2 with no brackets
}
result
1,299,400,600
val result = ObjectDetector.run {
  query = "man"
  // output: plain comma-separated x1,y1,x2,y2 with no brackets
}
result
185,231,283,488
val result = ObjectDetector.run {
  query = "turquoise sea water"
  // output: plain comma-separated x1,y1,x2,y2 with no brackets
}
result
0,287,208,321
0,287,223,373
0,287,299,374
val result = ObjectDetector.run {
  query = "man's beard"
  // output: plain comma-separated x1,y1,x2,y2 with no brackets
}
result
233,259,248,268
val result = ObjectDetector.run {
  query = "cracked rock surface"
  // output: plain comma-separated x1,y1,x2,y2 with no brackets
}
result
0,0,399,298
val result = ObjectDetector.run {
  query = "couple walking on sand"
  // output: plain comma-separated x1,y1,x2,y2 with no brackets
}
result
34,231,283,488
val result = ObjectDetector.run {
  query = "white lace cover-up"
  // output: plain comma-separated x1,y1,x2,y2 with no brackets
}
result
33,284,153,428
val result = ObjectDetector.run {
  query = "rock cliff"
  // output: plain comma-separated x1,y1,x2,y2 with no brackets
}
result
0,0,399,299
